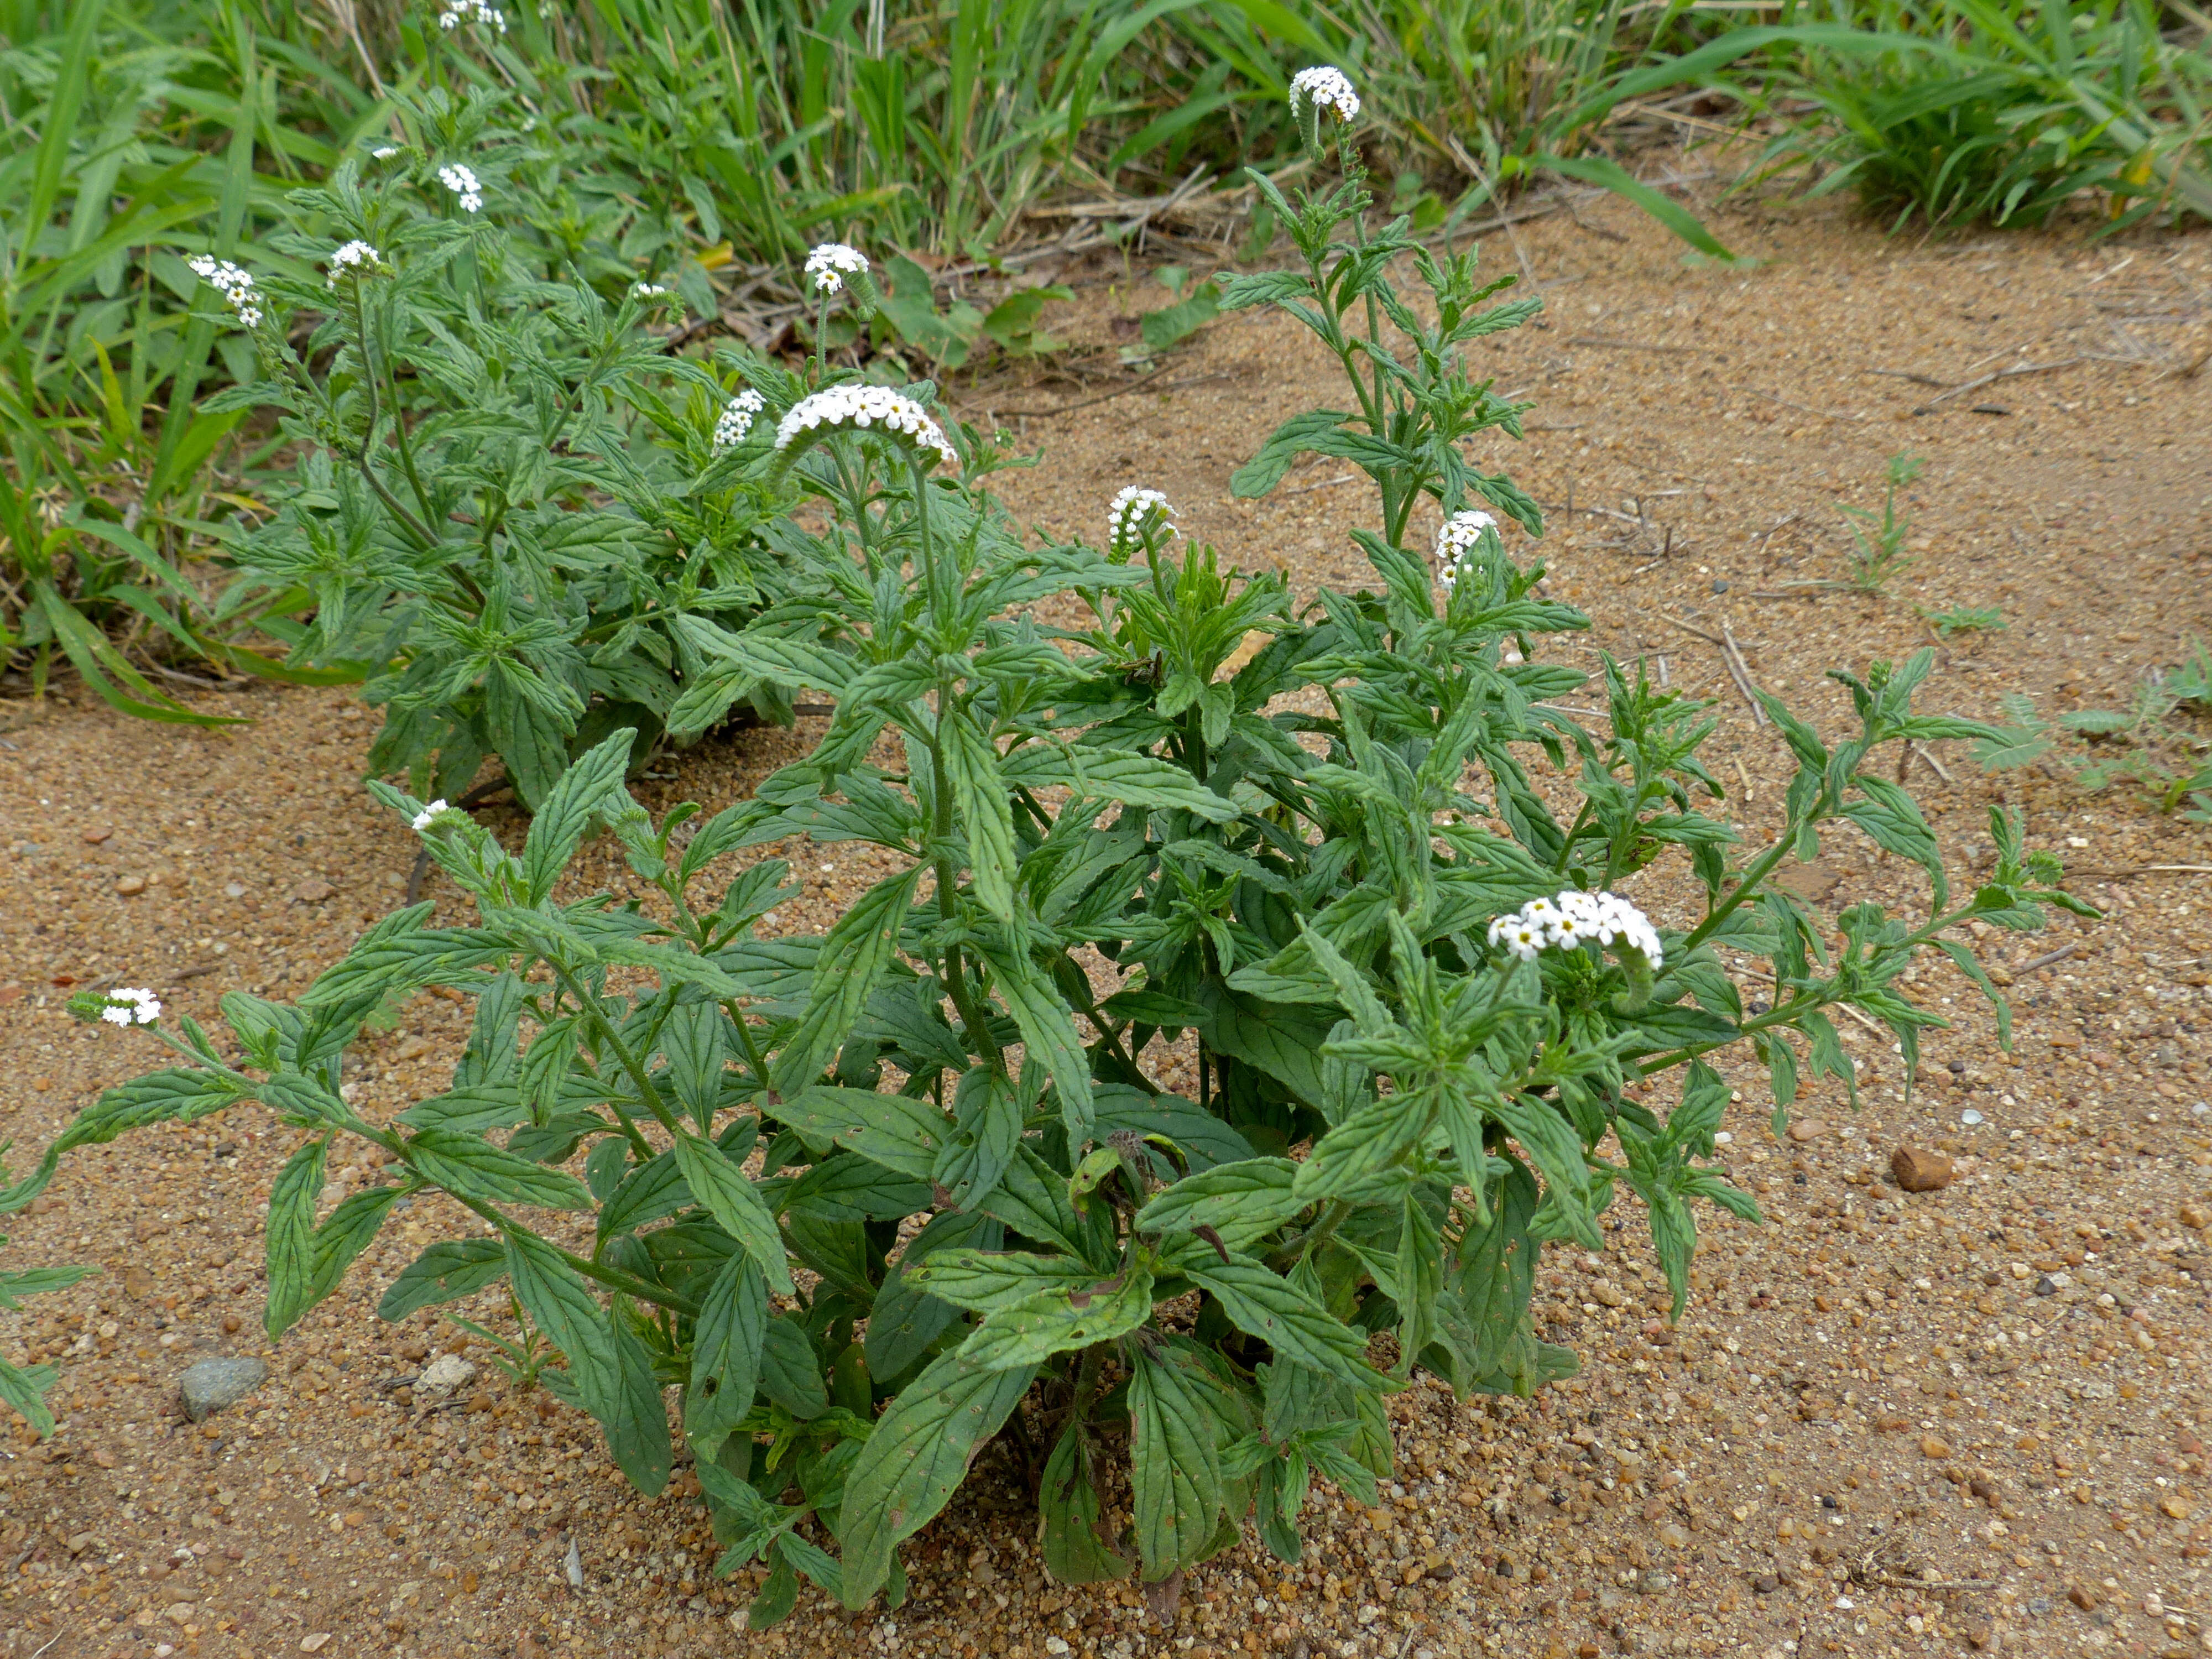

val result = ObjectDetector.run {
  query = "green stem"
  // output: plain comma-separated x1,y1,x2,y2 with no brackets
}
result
929,705,1005,1075
345,289,439,550
547,960,681,1150
446,1188,698,1317
1681,821,1804,955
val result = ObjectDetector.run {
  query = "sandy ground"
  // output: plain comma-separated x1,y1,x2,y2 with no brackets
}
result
4,176,2212,1659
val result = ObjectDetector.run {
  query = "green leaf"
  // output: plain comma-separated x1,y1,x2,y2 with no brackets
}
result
1231,411,1352,500
1179,1253,1387,1390
1536,152,1739,261
1089,1087,1258,1173
672,1130,796,1296
1001,747,1240,822
1493,1093,1598,1249
1292,1096,1431,1205
0,1356,63,1439
867,1210,1001,1382
946,711,1016,920
835,1348,1038,1609
404,1129,594,1212
771,868,924,1097
378,1238,508,1319
909,1250,1100,1314
264,1138,326,1339
686,1255,768,1459
1136,1158,1305,1251
1129,1347,1225,1580
504,1230,616,1407
977,942,1094,1144
760,1315,828,1419
774,1086,947,1182
310,1186,405,1307
957,1266,1154,1370
605,1311,674,1495
521,729,635,904
1039,1424,1131,1584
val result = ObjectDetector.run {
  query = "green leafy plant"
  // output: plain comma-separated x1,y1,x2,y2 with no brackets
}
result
1839,450,1924,594
1919,602,2005,638
17,66,2093,1626
1975,646,2212,816
200,90,804,805
1,1143,95,1437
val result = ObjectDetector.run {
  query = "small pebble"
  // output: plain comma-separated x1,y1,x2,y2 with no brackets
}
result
1891,1146,1954,1192
116,874,147,896
82,825,113,844
417,1354,478,1399
179,1355,269,1422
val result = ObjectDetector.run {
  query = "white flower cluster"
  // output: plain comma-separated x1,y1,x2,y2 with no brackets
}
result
99,987,162,1028
1107,487,1175,556
713,389,765,453
326,239,384,289
804,243,868,295
437,0,507,33
186,255,264,328
631,281,670,300
1289,66,1360,124
410,799,452,831
438,163,483,213
774,385,956,467
1435,508,1497,591
372,145,401,160
1488,890,1663,966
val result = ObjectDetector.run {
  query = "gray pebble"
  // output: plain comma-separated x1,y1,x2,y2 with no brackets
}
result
179,1355,269,1422
1637,1568,1674,1597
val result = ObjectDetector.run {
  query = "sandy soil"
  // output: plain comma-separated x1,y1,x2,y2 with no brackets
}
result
4,178,2212,1659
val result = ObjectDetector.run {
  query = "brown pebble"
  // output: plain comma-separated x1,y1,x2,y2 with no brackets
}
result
1969,1477,1999,1503
1892,1146,1954,1192
2068,1582,2101,1610
116,874,147,896
2180,1200,2211,1230
222,1314,242,1334
1786,1118,1829,1143
291,877,336,903
1921,1435,1953,1459
82,825,113,844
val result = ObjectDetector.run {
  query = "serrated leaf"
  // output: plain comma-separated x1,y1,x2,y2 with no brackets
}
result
264,1138,326,1340
400,1128,593,1212
378,1238,507,1319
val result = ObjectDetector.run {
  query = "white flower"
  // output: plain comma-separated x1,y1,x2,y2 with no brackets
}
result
187,255,264,328
1288,66,1360,125
1436,508,1498,591
713,389,765,453
1488,890,1663,968
372,145,401,160
774,384,957,468
326,239,384,289
632,281,671,300
438,164,484,213
804,243,868,295
437,0,507,33
411,799,451,831
100,987,162,1027
1107,487,1175,559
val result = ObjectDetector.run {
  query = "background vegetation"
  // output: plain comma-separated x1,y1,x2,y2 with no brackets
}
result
3,0,2209,717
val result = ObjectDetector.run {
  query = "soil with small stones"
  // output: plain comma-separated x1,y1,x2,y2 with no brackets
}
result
5,179,2212,1659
